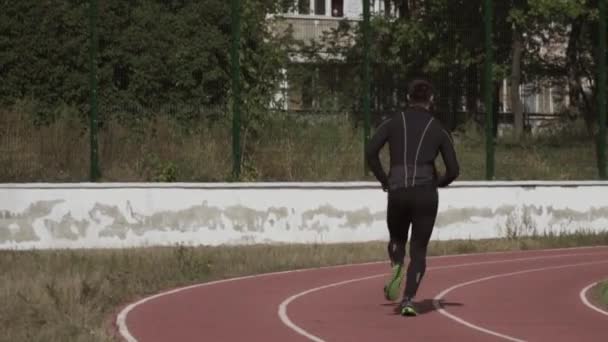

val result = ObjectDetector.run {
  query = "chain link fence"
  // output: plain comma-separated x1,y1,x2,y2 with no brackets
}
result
1,0,606,182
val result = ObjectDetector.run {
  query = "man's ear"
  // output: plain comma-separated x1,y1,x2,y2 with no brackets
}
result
430,95,434,102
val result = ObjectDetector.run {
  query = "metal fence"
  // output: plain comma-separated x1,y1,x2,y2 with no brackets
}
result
0,0,606,182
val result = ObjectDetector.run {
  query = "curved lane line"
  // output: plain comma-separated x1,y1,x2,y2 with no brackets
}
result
433,260,608,342
116,260,384,342
117,246,607,341
580,281,608,317
278,274,383,342
277,251,608,342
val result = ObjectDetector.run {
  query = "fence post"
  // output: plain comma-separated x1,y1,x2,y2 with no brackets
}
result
362,0,371,175
89,0,100,181
599,0,607,179
484,0,494,180
231,0,242,180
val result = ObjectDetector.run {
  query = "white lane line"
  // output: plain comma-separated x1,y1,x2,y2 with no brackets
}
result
277,251,608,342
433,260,608,342
580,281,608,317
116,260,384,342
278,274,382,342
117,245,608,341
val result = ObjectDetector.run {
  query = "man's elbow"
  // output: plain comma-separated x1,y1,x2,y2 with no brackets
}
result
446,164,460,182
449,165,460,181
453,164,460,178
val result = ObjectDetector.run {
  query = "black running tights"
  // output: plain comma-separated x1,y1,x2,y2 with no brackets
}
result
386,186,439,300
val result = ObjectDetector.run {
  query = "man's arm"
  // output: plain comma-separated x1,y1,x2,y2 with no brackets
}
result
365,119,391,190
436,128,460,187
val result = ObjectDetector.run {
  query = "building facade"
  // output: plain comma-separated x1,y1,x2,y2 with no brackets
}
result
272,0,572,127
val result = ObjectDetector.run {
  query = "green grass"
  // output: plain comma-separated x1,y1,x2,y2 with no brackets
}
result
599,281,608,309
0,231,607,342
1,107,604,182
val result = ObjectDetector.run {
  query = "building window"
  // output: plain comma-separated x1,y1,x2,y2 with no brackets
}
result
522,83,537,113
331,0,343,17
315,0,325,15
281,0,343,17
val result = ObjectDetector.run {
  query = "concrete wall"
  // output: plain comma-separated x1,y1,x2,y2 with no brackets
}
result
1,181,608,250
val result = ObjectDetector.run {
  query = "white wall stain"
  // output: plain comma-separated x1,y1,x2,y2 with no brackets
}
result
0,182,607,249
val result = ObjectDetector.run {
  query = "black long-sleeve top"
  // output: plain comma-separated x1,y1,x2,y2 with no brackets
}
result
365,106,460,190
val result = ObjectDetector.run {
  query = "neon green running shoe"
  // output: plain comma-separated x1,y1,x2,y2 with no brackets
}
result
383,263,403,301
400,299,418,316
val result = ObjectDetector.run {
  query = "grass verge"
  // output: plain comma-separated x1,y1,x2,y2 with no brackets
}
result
0,231,607,342
596,281,608,310
1,107,604,182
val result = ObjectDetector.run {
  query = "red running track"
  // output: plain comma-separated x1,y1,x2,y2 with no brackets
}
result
116,246,608,342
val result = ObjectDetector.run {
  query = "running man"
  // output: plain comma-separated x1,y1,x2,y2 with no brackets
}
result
365,78,460,316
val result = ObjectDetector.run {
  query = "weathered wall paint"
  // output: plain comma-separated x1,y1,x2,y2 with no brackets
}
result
1,182,607,250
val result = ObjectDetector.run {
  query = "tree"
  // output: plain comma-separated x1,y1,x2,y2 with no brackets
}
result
296,0,488,128
0,0,292,127
515,0,594,134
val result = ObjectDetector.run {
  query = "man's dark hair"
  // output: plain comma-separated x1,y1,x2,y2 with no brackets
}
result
407,79,434,103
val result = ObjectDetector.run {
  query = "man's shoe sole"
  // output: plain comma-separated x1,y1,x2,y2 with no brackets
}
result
400,306,418,316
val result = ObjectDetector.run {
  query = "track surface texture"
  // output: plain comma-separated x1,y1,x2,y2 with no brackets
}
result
117,246,608,342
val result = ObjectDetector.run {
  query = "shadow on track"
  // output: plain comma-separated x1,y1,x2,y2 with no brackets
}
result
382,299,464,316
